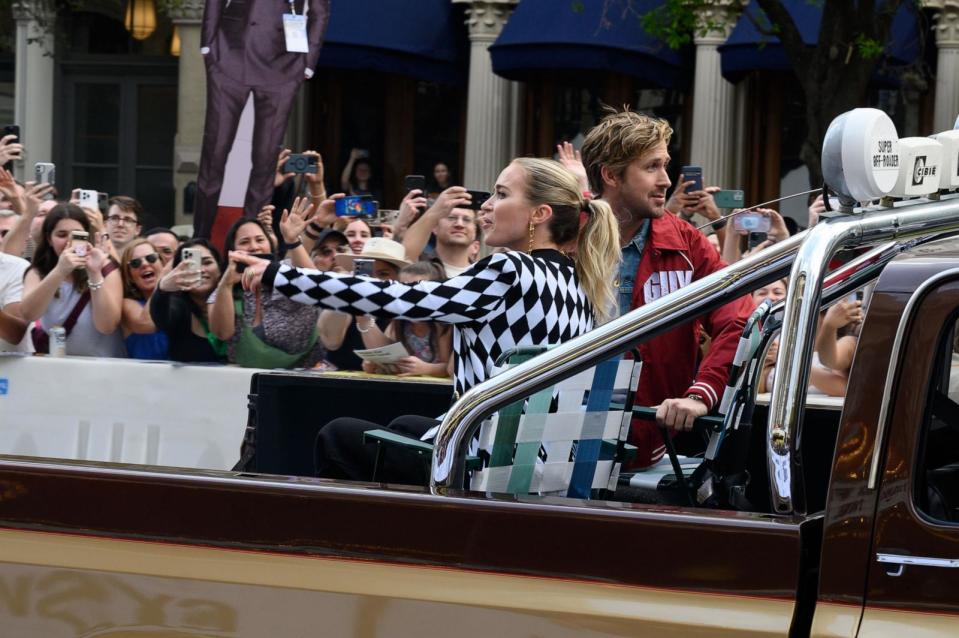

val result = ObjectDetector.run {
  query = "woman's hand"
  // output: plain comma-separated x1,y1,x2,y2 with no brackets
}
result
22,181,53,218
808,195,826,228
56,244,87,276
256,205,277,239
556,141,588,191
86,235,111,276
755,207,789,242
274,148,294,188
218,258,243,290
279,196,315,243
311,193,344,229
159,260,202,292
0,135,23,167
230,251,272,292
303,150,325,192
395,355,433,377
0,167,25,212
823,300,863,332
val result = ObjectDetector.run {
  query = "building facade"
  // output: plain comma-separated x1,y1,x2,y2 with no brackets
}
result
9,0,959,228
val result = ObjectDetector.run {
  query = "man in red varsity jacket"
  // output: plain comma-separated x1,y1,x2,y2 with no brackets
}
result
580,109,753,468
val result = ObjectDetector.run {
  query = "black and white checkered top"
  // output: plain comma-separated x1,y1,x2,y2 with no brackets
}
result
262,249,594,395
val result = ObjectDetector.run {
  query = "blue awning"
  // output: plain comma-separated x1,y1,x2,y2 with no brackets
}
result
489,0,691,89
318,0,466,84
720,1,920,82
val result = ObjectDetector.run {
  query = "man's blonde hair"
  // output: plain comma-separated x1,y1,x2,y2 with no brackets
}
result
580,107,673,196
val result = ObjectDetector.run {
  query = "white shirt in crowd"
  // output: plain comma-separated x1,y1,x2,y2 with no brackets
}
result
0,253,33,353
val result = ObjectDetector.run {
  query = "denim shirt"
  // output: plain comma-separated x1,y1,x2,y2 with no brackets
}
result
617,219,650,318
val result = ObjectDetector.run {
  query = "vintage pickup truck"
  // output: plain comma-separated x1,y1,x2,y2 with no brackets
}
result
2,114,959,636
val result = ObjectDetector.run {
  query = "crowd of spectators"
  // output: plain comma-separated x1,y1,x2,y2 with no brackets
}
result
0,108,867,478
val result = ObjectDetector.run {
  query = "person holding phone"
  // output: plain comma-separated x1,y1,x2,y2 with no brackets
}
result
150,240,227,363
721,208,790,265
233,157,621,483
20,204,125,357
665,174,727,245
402,186,480,278
208,217,326,369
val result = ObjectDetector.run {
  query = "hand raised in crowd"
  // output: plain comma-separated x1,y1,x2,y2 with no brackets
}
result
279,196,315,244
0,134,24,166
764,208,790,243
664,173,696,214
256,205,277,239
394,188,427,237
426,186,472,220
0,167,25,212
302,150,325,191
55,242,88,276
230,251,272,293
556,141,588,191
85,232,113,276
655,396,709,431
808,194,826,228
312,192,344,229
274,149,294,188
686,186,722,222
22,181,54,217
823,299,863,332
218,256,244,290
159,260,202,293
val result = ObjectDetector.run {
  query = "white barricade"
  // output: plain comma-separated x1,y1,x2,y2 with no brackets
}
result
0,355,259,471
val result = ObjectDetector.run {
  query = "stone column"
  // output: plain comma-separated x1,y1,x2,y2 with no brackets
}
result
930,1,959,132
689,6,737,190
13,1,55,178
453,0,519,191
168,0,206,227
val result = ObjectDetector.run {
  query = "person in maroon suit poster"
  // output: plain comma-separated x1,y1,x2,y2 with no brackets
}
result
194,0,330,242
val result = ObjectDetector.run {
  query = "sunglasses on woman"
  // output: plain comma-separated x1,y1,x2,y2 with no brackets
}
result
129,253,160,269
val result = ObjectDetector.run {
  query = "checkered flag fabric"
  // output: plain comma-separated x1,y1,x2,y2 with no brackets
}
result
266,251,594,396
472,357,642,498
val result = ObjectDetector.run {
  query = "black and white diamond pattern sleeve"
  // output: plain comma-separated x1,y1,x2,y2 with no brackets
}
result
268,253,517,323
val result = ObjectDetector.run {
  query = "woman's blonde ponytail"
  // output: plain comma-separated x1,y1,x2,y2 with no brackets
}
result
575,198,619,323
511,157,620,323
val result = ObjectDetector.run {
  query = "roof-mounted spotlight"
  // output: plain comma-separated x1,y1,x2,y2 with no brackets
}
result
888,137,944,199
930,130,959,192
821,108,900,213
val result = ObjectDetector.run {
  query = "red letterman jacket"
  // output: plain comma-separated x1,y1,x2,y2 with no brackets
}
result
627,213,753,468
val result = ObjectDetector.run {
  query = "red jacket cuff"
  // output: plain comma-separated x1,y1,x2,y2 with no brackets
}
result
686,382,719,411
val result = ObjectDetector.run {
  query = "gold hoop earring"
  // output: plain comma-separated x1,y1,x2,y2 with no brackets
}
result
528,221,535,253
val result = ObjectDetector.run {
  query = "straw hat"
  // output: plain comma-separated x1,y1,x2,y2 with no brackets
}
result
334,237,411,270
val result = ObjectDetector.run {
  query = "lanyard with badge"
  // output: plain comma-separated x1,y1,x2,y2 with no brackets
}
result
283,0,309,53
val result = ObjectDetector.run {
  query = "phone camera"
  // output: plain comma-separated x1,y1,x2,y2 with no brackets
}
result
288,156,311,172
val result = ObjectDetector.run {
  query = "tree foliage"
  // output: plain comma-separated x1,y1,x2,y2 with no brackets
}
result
602,0,927,184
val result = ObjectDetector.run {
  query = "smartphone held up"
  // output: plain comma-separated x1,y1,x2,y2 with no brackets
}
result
335,196,377,218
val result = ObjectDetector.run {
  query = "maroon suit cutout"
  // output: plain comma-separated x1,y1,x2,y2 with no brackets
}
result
194,0,330,240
